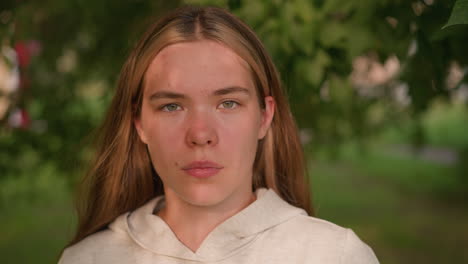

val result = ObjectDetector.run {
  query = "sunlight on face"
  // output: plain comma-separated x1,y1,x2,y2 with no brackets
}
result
135,40,274,209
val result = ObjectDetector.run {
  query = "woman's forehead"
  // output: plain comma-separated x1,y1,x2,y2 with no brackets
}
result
143,40,255,95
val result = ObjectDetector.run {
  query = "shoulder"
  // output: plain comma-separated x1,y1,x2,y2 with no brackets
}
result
58,230,111,264
269,214,379,264
58,213,137,264
58,197,164,264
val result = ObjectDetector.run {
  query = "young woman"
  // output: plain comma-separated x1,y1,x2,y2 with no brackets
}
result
59,6,379,264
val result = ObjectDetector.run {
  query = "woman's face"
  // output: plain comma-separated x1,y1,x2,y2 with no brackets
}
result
135,40,274,208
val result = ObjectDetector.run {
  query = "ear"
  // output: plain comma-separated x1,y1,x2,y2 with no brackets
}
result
134,117,148,144
258,96,275,140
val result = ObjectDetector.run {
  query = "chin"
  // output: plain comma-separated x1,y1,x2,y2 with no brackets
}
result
178,184,230,207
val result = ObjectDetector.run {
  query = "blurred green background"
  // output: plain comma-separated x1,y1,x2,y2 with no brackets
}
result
1,0,467,263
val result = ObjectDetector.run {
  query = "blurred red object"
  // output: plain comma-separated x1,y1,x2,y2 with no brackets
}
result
14,40,41,68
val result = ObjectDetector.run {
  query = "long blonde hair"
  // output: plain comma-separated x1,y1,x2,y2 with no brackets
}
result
69,6,312,247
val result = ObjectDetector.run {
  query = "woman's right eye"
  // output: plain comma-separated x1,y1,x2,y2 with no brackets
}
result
161,103,182,112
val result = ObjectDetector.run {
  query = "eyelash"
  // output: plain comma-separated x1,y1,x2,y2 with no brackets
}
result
159,100,240,112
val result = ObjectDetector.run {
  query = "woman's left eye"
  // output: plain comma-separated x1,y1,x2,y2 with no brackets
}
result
219,100,239,109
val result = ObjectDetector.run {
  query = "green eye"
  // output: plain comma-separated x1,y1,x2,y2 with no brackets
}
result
162,103,181,112
220,101,238,109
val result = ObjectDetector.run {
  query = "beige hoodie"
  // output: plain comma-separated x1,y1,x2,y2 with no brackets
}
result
59,188,379,264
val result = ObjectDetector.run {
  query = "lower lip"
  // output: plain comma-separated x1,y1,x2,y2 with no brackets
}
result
183,168,221,178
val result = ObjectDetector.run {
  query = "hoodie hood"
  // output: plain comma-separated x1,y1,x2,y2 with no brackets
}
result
109,188,307,262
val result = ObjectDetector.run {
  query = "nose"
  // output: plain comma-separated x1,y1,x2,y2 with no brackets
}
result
185,111,218,147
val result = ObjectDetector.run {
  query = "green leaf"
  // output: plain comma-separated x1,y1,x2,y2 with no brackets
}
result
296,50,331,87
319,22,348,48
328,75,352,105
443,0,468,28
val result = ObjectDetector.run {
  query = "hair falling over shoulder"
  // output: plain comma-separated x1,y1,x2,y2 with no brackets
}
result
67,5,313,248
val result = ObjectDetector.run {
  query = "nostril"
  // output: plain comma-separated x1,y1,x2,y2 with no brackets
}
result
191,139,212,146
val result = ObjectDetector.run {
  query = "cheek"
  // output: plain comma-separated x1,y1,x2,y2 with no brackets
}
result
142,115,186,166
142,108,186,140
219,113,261,158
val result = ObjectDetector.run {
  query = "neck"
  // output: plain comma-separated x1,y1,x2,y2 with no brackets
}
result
157,189,256,252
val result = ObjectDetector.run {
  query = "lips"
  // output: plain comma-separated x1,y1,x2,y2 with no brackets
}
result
182,161,223,179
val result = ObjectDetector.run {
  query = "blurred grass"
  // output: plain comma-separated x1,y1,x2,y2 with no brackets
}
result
422,101,468,149
0,197,75,264
380,101,468,150
312,144,468,263
0,166,75,264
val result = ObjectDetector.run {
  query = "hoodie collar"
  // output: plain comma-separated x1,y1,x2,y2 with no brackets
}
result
110,188,306,262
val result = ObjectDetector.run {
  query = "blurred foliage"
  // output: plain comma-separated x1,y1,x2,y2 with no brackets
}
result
0,0,181,193
1,0,468,193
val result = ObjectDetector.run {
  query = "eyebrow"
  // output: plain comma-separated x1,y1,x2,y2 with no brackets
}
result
149,86,251,101
213,86,251,96
149,91,185,100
